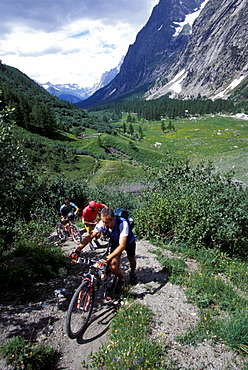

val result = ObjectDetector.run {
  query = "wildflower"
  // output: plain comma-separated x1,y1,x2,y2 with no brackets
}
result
112,357,117,362
204,317,207,320
11,354,15,358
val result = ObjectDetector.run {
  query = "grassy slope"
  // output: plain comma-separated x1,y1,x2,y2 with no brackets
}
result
55,114,248,186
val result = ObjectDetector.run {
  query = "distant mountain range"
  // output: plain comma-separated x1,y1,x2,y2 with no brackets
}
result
77,0,247,108
39,58,123,103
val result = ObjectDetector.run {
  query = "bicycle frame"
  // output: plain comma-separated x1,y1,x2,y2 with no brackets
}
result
65,251,117,339
78,257,114,299
57,217,81,244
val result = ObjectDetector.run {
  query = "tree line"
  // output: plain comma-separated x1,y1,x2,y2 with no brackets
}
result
88,96,238,121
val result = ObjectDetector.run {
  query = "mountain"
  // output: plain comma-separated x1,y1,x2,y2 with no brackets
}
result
77,0,248,108
96,58,124,90
39,59,123,103
39,82,97,103
147,0,248,100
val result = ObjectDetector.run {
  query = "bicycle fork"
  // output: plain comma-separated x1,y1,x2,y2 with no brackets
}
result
77,277,93,312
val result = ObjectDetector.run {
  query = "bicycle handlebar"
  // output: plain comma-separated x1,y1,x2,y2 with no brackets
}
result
77,256,107,266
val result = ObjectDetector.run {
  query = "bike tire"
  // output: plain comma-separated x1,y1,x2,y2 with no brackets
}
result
66,281,95,339
71,224,81,244
56,223,67,242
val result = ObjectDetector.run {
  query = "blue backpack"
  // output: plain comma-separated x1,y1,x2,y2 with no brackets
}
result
114,208,134,230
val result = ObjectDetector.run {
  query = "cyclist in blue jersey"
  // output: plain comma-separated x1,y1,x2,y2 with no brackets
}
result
71,208,137,290
59,199,79,222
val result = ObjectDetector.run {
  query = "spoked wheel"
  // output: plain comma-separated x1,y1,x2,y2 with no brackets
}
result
70,224,81,244
56,223,67,242
66,281,95,339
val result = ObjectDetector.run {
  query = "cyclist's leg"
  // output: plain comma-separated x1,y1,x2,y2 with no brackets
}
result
128,256,136,273
84,224,91,234
108,256,123,281
126,241,137,284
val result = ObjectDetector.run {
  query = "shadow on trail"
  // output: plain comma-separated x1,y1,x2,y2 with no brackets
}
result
0,303,60,342
129,265,169,300
76,305,116,344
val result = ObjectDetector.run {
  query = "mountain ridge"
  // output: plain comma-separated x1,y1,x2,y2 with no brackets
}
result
77,0,247,108
39,59,123,103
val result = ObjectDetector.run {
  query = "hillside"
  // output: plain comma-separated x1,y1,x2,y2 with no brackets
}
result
1,62,248,187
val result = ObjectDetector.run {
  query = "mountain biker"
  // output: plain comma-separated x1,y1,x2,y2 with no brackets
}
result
59,199,79,222
82,200,108,250
71,208,137,290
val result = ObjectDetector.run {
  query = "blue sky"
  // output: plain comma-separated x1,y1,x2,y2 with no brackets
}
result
0,0,158,87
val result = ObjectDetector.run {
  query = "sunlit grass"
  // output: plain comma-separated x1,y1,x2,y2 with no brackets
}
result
152,240,248,356
82,301,177,370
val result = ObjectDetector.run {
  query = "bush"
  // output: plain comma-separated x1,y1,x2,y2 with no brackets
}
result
0,336,56,369
134,162,248,259
0,240,69,302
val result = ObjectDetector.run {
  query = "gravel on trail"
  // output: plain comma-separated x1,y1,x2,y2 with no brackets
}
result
0,230,245,369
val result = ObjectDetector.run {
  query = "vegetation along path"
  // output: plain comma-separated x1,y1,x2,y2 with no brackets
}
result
0,231,246,369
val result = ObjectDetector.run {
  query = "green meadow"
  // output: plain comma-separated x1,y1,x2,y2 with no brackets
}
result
61,114,248,186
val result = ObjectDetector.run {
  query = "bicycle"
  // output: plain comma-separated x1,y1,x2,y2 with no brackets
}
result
65,248,119,339
56,217,81,244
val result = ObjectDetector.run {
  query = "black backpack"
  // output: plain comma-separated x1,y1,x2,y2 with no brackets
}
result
114,208,134,230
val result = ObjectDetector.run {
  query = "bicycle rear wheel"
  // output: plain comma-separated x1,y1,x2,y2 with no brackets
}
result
56,223,67,242
70,224,81,244
66,281,95,339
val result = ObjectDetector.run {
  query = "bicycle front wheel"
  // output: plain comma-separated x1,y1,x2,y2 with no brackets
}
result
56,223,67,242
66,281,95,339
70,224,81,244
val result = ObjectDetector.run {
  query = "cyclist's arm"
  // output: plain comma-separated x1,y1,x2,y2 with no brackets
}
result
83,218,97,225
106,235,127,262
74,206,79,215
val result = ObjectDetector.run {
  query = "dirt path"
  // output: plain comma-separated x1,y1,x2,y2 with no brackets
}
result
0,231,245,369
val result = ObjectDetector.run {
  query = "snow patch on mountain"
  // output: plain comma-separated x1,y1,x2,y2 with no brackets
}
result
173,0,210,36
146,69,186,100
213,75,246,100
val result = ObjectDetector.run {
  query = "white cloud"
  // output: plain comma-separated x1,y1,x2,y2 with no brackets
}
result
0,0,158,87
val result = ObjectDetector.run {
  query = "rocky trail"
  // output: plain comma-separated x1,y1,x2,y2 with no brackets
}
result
0,230,245,369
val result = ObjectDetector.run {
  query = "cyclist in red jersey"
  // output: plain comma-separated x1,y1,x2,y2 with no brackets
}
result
82,200,108,250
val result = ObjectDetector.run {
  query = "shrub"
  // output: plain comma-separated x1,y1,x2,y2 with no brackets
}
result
0,240,69,302
0,336,56,369
134,162,248,259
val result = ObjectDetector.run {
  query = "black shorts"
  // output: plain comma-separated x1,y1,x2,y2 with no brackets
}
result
109,239,136,259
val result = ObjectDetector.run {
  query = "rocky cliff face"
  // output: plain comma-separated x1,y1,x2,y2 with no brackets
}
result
78,0,247,108
78,0,204,107
147,0,248,100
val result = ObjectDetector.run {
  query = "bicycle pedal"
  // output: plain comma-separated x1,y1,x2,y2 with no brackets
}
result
112,298,119,305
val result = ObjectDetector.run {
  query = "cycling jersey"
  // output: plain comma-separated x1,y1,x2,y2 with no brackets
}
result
95,217,135,245
82,202,105,222
60,202,78,217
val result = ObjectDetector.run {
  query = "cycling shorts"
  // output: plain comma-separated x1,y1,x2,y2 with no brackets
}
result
109,239,136,259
